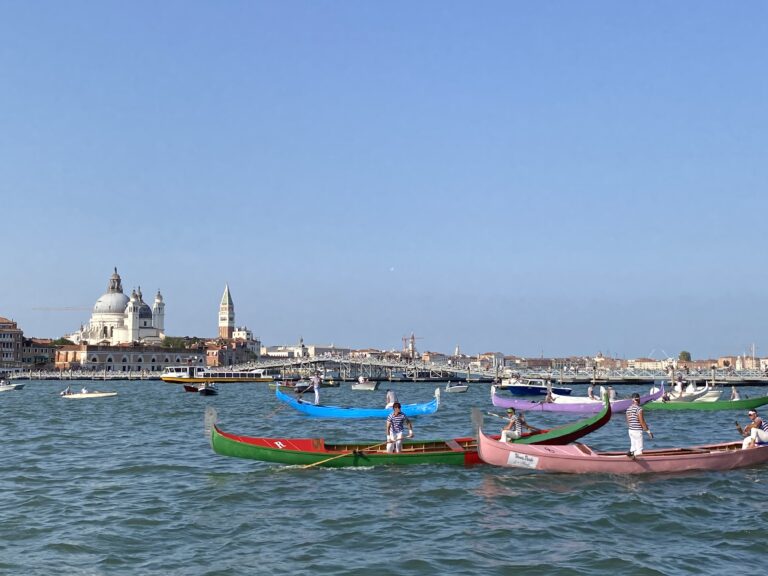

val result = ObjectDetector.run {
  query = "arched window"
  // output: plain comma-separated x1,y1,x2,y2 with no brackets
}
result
137,357,144,364
122,356,128,363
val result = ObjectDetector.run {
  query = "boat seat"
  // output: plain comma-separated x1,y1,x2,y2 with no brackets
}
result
573,443,594,455
444,439,464,452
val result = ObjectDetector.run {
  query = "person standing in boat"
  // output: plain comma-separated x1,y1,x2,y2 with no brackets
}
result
587,382,597,400
608,386,617,402
737,409,768,449
386,402,414,453
626,392,653,458
731,386,741,401
385,388,398,408
309,373,321,405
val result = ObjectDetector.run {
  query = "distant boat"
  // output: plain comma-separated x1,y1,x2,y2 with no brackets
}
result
0,381,24,392
445,382,469,393
161,365,274,383
198,383,219,396
498,377,572,396
351,379,379,391
61,391,118,399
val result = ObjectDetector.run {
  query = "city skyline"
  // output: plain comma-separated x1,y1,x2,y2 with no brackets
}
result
2,3,767,359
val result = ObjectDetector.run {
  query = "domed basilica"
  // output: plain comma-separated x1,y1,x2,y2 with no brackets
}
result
68,268,166,345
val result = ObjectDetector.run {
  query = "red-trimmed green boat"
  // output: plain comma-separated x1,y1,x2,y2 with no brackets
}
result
209,400,611,467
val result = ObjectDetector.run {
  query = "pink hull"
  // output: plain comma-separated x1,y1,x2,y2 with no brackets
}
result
477,430,768,474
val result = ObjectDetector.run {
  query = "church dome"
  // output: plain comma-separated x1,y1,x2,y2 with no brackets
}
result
93,292,130,314
138,302,153,319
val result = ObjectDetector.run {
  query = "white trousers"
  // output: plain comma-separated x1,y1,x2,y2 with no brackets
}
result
314,389,320,405
742,427,768,449
628,429,644,456
387,431,404,453
500,430,521,443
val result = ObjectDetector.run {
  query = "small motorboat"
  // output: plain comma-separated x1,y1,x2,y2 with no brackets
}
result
498,377,572,396
61,391,118,399
183,384,200,393
351,378,379,391
198,383,219,396
0,380,24,392
445,382,469,393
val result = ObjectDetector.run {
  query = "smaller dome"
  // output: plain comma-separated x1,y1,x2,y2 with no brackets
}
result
138,303,153,319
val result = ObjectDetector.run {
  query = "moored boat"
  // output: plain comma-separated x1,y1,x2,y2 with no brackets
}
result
477,429,768,474
490,384,663,413
275,387,441,418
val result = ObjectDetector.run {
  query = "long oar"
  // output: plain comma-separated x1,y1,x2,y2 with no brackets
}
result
300,440,392,469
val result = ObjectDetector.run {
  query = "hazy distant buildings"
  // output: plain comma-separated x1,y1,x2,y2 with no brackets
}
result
68,268,165,346
55,344,202,372
22,338,55,369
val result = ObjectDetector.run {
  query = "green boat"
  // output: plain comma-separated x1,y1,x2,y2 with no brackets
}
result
209,400,612,468
644,395,768,412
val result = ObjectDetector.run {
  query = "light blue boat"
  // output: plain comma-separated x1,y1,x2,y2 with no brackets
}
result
275,387,441,418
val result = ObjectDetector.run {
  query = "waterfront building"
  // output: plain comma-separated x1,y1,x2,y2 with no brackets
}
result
22,338,55,369
68,268,165,346
54,344,203,372
261,339,351,359
218,284,234,340
0,316,23,370
232,326,261,357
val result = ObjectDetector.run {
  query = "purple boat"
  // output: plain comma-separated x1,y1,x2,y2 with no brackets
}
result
490,384,664,413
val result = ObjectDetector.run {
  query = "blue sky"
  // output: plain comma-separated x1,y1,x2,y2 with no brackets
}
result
1,2,767,360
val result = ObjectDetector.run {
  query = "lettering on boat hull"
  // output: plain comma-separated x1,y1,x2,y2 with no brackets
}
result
507,452,538,469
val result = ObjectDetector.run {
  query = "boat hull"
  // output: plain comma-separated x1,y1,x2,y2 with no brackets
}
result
491,385,663,413
478,431,768,474
61,392,118,399
644,395,768,411
275,387,440,418
210,401,612,467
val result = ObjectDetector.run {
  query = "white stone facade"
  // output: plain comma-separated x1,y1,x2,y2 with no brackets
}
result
68,268,166,346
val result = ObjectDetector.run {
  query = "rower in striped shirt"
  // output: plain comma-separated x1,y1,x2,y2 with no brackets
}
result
625,392,653,458
386,402,414,453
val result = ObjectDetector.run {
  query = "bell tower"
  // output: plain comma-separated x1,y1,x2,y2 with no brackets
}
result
218,284,234,339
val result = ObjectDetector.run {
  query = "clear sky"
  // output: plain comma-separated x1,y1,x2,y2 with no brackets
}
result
1,2,767,360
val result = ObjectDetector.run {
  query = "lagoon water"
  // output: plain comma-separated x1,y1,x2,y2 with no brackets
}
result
1,380,766,575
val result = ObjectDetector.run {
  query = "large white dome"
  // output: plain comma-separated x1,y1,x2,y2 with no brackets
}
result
93,292,130,314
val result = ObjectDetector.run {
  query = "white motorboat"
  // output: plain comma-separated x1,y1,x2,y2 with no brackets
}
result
0,381,24,392
61,391,118,399
445,382,469,393
351,379,379,391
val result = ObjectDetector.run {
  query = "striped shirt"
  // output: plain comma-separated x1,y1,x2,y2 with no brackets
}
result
387,412,409,434
507,416,522,436
757,417,768,433
626,404,644,430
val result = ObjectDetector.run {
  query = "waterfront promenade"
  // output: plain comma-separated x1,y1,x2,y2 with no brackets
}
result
8,361,768,386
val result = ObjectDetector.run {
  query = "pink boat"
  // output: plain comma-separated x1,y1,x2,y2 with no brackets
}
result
490,384,663,413
477,428,768,474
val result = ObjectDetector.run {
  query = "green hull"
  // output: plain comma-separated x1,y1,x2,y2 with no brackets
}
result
644,395,768,411
211,426,475,467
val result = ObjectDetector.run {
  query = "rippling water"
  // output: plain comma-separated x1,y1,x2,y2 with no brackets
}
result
1,380,766,575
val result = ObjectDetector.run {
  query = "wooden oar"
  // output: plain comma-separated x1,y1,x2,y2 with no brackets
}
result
300,440,393,469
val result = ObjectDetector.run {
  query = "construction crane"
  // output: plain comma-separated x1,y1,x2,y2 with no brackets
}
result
32,307,91,312
401,332,423,360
